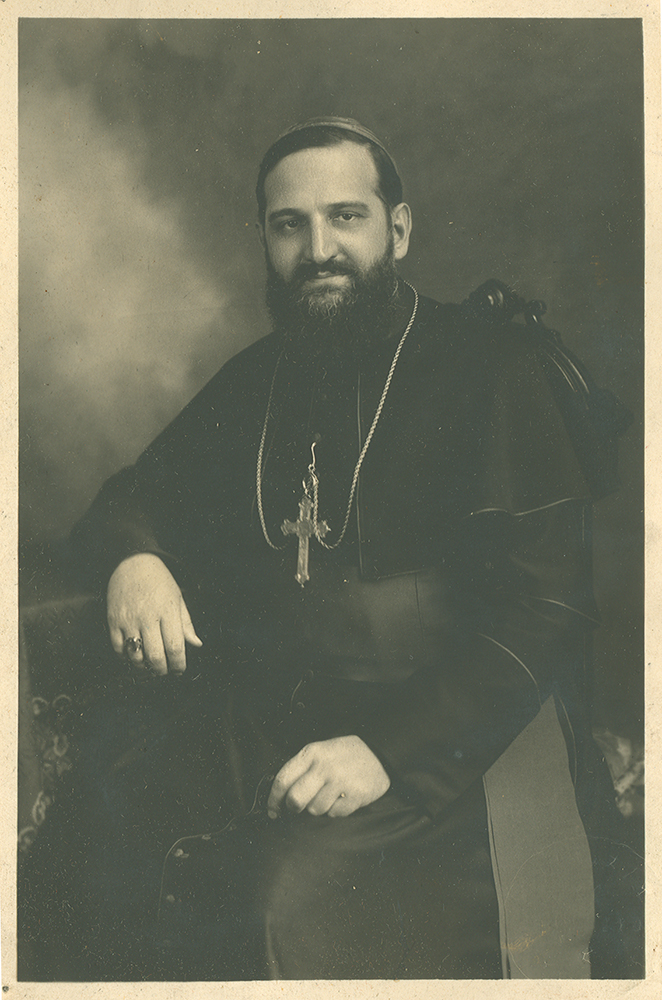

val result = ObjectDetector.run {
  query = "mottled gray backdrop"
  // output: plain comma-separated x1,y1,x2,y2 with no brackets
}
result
19,18,643,736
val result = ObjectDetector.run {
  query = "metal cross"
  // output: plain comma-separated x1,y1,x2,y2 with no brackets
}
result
281,494,329,587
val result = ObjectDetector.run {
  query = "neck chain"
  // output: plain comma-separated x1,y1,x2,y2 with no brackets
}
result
256,282,419,585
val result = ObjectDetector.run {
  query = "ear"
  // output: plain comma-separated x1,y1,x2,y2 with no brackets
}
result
391,203,412,261
256,221,266,249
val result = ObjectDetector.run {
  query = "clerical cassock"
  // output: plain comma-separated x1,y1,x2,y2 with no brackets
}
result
19,282,634,981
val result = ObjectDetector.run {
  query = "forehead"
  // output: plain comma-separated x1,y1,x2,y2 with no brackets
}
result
263,142,382,213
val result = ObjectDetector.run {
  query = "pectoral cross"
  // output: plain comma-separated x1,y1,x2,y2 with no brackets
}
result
281,494,329,587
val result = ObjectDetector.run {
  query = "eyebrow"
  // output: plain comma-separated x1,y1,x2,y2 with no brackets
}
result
267,201,373,224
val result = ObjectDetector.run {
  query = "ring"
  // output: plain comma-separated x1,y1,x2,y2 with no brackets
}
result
124,636,143,655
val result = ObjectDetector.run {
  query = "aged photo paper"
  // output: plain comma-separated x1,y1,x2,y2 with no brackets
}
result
2,1,660,998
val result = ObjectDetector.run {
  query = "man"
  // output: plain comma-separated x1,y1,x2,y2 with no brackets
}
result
20,117,632,980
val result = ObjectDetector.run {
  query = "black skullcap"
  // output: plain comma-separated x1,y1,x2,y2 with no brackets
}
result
274,116,400,177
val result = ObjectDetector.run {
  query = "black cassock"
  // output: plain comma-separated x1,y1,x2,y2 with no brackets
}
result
19,286,634,980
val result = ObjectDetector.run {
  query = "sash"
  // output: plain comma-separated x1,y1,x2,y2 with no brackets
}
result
484,695,595,978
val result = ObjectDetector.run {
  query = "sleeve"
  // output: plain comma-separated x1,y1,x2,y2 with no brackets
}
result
358,497,599,818
68,343,270,594
68,460,182,593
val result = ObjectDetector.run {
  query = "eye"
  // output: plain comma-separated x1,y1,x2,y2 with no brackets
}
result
336,212,358,223
270,217,302,234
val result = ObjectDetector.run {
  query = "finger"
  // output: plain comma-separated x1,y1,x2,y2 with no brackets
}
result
141,623,169,677
160,616,187,675
267,751,312,816
180,597,203,647
326,794,356,818
124,641,146,667
284,769,325,814
109,624,127,657
121,630,146,666
305,782,340,816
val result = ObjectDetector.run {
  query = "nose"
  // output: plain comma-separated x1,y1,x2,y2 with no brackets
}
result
305,217,338,266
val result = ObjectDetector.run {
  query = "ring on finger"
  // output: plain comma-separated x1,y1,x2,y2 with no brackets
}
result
124,635,143,656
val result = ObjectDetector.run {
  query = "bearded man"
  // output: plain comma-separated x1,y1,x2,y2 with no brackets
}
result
19,118,633,981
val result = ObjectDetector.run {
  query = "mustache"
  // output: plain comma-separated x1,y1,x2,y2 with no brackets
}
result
291,259,357,285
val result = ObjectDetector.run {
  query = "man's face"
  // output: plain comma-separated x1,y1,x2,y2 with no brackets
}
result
259,142,411,323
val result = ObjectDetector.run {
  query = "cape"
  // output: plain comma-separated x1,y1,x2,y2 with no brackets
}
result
70,289,631,587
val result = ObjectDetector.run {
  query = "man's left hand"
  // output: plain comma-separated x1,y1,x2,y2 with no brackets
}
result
267,735,391,819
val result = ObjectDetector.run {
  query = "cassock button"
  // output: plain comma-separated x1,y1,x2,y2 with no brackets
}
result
165,895,176,904
295,701,305,711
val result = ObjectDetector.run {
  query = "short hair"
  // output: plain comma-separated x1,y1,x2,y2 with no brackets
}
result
256,117,403,225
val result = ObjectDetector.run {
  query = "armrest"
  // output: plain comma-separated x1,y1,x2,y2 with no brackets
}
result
18,594,116,852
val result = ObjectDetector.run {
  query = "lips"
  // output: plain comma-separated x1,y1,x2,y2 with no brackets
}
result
298,268,353,291
295,262,353,282
305,272,349,282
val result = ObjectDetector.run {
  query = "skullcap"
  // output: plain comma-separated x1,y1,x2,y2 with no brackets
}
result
278,116,391,156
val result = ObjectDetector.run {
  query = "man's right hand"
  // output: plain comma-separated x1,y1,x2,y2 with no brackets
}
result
107,553,202,675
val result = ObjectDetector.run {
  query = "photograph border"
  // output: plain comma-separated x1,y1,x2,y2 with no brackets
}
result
2,3,659,997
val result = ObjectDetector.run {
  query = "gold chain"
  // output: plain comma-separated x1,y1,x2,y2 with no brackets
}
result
256,282,419,551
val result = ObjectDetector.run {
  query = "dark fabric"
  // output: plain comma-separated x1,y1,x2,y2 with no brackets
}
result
20,291,632,980
18,667,500,981
66,293,613,813
156,789,501,981
69,291,628,591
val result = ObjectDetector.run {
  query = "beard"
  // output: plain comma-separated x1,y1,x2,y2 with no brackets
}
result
265,239,400,361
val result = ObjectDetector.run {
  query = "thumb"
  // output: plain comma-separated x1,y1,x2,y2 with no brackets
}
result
179,596,203,646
